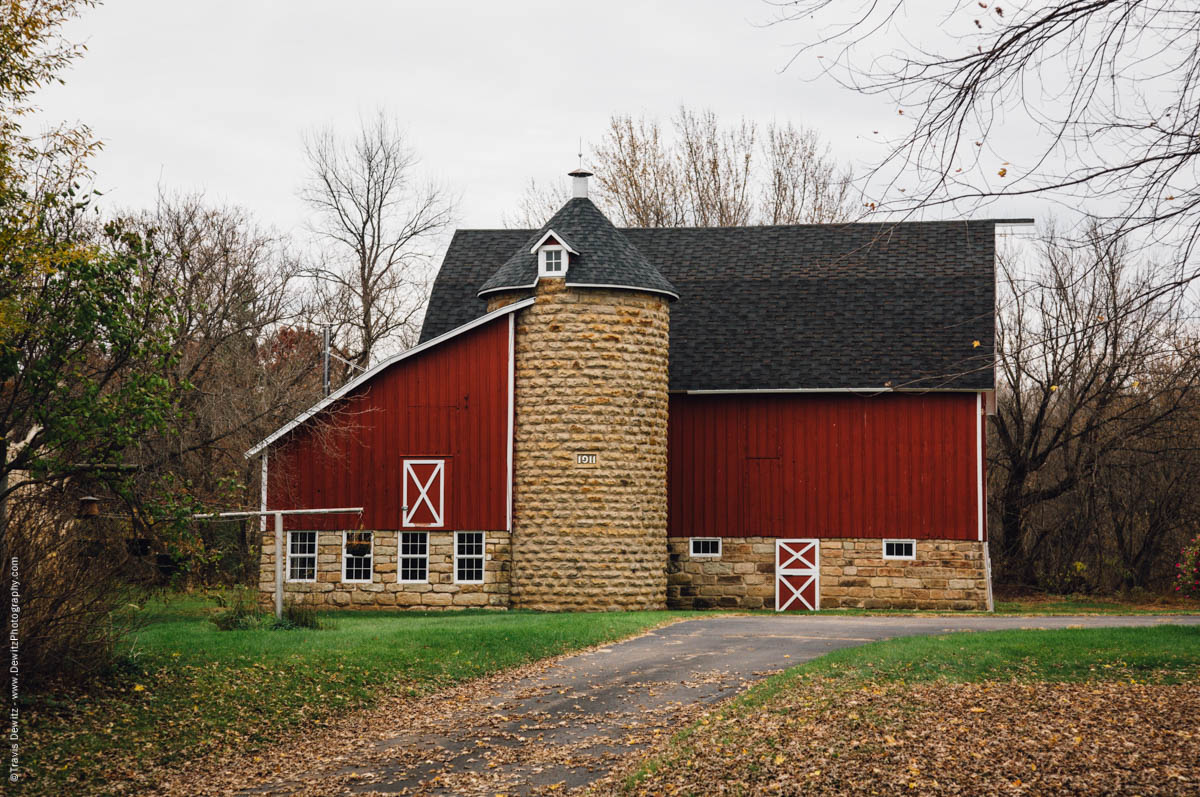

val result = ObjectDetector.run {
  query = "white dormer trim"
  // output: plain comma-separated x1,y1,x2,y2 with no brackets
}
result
528,229,578,255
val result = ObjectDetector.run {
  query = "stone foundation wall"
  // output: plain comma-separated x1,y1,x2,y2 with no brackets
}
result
499,279,671,611
258,530,511,609
667,537,989,610
820,539,988,610
667,538,775,609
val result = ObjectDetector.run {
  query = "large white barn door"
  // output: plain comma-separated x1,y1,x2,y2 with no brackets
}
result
775,538,820,611
403,459,444,527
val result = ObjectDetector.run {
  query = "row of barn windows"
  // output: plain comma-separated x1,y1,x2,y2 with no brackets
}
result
286,531,485,584
688,537,916,560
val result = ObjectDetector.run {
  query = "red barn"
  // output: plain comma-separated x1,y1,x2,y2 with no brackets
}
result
249,170,1018,611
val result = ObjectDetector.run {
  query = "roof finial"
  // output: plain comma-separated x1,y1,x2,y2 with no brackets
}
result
568,144,592,199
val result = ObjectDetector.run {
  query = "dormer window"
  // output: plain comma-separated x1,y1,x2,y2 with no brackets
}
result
540,247,565,277
530,229,577,280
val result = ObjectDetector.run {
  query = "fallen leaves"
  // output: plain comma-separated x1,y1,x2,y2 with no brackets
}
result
603,679,1200,796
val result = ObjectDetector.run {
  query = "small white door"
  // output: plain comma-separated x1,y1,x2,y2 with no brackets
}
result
775,538,820,611
403,459,444,527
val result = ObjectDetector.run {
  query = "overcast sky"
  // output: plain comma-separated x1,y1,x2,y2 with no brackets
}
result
35,0,962,236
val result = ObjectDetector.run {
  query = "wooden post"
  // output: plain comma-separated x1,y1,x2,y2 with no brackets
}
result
274,511,283,620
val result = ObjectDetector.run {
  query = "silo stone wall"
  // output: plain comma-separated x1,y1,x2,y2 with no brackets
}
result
491,279,670,610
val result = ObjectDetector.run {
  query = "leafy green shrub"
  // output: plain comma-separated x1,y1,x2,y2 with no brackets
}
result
211,592,325,631
210,592,267,631
1177,534,1200,599
281,603,323,629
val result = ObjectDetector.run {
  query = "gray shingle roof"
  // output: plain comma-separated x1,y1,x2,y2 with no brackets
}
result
421,219,1005,391
477,198,678,299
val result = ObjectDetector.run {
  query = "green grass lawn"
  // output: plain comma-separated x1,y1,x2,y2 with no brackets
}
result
24,594,687,796
729,593,1200,617
624,624,1200,793
994,594,1200,615
759,625,1200,695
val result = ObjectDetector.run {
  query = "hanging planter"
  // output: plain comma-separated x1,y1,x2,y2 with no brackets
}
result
346,533,371,558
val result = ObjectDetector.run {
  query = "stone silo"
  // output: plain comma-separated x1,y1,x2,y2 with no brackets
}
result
480,170,675,610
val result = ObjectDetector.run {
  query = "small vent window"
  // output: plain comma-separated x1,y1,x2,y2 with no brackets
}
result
538,246,567,277
690,537,721,558
883,539,916,560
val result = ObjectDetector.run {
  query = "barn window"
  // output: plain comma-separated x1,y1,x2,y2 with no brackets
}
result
400,532,428,583
883,539,916,560
690,537,721,558
538,246,567,277
455,531,485,583
287,531,317,582
342,531,374,582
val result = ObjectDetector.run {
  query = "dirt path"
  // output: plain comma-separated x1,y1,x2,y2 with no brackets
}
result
157,614,1199,796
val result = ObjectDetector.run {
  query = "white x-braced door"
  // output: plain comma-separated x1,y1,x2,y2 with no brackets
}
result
403,459,444,527
775,538,820,611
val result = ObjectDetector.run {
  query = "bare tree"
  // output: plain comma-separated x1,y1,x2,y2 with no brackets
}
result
770,2,1200,267
301,112,454,368
593,115,688,227
989,225,1200,586
511,107,856,229
115,192,320,579
674,107,757,226
761,121,855,224
502,177,571,229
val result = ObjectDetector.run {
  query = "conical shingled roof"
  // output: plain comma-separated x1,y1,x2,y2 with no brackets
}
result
476,197,678,299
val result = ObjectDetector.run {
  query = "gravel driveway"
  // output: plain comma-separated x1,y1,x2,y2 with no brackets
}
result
233,614,1200,796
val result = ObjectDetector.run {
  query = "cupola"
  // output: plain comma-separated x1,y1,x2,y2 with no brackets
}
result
477,168,677,300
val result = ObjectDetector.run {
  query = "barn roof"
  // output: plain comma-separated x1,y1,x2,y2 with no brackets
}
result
478,197,678,299
422,219,1020,392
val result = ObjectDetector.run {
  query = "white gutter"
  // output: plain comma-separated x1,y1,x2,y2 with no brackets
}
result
682,387,990,395
478,281,679,301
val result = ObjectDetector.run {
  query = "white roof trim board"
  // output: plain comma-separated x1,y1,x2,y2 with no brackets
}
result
244,298,536,458
528,229,578,255
565,282,680,300
476,280,680,301
683,387,989,395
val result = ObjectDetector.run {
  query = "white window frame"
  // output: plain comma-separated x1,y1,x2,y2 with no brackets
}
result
689,537,722,558
882,539,916,561
399,531,429,584
454,531,486,584
286,530,317,583
538,245,567,278
403,458,444,527
342,530,374,583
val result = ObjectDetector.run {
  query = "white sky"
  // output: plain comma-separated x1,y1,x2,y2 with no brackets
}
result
36,0,996,237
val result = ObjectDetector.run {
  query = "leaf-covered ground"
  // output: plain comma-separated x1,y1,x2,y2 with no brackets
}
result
606,626,1200,796
608,680,1199,795
19,596,686,796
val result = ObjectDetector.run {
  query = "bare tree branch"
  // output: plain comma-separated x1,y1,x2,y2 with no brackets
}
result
301,111,455,367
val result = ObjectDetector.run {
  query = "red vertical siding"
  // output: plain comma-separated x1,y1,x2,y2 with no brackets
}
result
267,317,511,532
668,392,983,540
